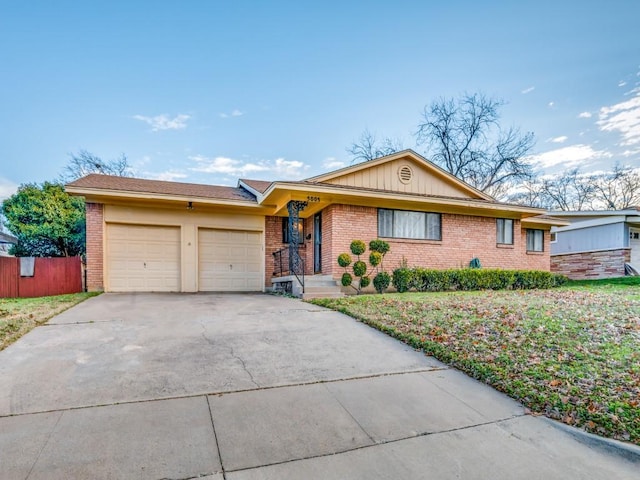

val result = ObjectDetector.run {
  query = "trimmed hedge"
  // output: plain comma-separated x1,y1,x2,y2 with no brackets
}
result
392,267,567,293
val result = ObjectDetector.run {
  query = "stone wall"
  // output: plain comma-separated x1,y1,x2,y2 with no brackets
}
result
550,248,630,280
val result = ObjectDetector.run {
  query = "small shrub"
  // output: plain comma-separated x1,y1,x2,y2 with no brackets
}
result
353,261,367,277
337,253,352,268
337,239,391,294
350,240,366,256
373,272,391,293
369,239,390,255
369,251,383,267
392,267,413,293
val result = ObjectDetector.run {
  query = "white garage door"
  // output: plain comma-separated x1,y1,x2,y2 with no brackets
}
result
198,229,262,291
106,224,181,292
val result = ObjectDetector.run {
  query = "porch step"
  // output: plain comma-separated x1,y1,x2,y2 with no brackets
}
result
301,285,345,300
272,274,344,299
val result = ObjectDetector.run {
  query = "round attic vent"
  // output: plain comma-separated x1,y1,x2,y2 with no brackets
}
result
398,165,413,184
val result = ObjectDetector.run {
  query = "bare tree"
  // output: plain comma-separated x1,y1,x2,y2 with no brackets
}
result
509,164,640,211
416,93,534,198
347,129,403,163
60,150,133,182
591,163,640,210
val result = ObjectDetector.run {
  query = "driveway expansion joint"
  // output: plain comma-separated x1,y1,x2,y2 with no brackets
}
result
224,415,529,475
0,368,449,419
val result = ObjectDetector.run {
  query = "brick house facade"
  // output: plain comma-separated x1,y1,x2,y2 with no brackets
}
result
69,150,564,293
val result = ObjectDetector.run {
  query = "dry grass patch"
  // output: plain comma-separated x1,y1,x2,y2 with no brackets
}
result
312,285,640,445
0,292,99,350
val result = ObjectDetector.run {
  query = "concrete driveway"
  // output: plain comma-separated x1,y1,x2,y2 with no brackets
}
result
0,293,638,479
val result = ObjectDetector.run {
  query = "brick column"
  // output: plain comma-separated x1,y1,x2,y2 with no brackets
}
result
85,203,104,291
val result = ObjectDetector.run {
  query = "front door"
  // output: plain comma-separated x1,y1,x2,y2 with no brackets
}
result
314,213,322,273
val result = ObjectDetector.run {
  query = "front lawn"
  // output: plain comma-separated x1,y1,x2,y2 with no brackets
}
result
0,292,99,350
311,283,640,445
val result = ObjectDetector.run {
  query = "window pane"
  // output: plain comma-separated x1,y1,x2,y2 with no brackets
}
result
426,213,441,240
505,219,513,244
527,229,543,251
497,219,513,244
378,209,393,237
394,211,425,239
535,230,543,251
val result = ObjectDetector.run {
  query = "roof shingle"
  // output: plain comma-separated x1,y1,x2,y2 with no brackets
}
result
67,174,257,202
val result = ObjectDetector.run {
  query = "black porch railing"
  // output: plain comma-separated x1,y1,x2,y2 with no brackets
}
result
273,245,305,293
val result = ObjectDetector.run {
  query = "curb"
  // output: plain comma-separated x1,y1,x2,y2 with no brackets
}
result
543,417,640,464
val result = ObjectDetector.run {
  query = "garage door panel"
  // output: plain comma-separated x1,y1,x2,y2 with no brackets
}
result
106,224,181,292
198,228,262,292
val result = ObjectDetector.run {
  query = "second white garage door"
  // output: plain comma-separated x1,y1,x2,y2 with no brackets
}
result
198,229,263,291
106,224,181,292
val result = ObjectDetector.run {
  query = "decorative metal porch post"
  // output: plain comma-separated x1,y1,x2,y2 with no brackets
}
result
287,200,307,286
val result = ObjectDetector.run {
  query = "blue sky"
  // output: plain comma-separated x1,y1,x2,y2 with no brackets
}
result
1,1,639,199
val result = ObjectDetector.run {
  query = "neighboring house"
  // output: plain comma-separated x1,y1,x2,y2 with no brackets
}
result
0,231,17,257
66,150,564,294
549,208,640,279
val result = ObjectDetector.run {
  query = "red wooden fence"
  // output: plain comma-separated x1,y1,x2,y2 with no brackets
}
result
0,256,83,298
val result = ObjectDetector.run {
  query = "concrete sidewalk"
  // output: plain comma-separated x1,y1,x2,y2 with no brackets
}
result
1,293,638,479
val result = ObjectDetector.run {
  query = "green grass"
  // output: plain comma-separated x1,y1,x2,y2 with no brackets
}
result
0,292,99,350
311,282,640,445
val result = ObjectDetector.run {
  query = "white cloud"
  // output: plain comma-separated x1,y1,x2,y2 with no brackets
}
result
597,90,640,145
323,157,346,170
0,177,18,200
550,136,568,144
548,101,555,107
272,158,308,179
527,144,613,170
190,155,309,179
578,111,592,118
619,81,628,87
521,86,535,94
133,114,191,131
219,109,244,118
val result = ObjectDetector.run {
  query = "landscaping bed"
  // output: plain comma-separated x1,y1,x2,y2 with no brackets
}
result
311,281,640,445
0,292,98,350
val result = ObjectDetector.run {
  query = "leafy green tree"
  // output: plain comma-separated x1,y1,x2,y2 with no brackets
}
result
2,182,85,257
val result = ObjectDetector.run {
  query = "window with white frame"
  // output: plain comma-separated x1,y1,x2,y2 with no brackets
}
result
378,209,441,240
526,229,544,252
496,218,514,245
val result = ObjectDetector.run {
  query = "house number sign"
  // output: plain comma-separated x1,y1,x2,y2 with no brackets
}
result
306,196,320,203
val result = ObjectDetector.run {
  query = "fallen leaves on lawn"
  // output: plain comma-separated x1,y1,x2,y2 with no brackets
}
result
314,288,640,446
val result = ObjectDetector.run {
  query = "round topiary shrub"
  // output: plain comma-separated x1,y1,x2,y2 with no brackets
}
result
369,239,390,255
369,251,382,267
373,271,391,293
341,272,353,287
353,260,367,277
350,240,366,256
360,276,371,288
337,253,352,267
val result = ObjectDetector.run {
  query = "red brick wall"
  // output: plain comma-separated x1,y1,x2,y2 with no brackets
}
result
323,204,550,278
264,216,316,287
85,202,104,291
551,248,630,279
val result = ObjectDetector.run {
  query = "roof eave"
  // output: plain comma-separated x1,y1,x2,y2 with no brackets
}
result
261,181,545,218
65,186,262,209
